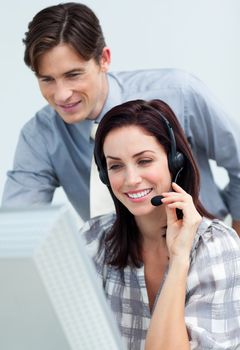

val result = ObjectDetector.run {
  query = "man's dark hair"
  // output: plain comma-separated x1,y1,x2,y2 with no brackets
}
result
23,2,106,73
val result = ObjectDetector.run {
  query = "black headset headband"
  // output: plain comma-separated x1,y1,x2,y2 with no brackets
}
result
95,106,185,186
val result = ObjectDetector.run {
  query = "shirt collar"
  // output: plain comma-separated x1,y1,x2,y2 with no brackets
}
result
95,73,123,123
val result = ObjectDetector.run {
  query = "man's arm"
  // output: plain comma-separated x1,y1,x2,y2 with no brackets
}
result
186,75,240,233
2,123,59,207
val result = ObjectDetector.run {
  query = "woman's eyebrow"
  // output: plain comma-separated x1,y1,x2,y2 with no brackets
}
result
106,150,155,160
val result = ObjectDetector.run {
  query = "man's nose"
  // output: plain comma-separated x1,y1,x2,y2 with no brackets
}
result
54,82,72,103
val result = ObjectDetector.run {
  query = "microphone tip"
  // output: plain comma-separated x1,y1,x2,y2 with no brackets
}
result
151,195,164,206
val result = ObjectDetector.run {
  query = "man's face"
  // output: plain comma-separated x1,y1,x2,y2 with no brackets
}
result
37,44,110,123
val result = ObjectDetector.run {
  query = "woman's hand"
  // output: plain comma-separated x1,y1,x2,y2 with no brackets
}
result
145,182,195,350
161,182,202,263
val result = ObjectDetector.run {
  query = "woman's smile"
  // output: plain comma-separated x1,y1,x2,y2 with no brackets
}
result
125,188,153,201
103,125,172,216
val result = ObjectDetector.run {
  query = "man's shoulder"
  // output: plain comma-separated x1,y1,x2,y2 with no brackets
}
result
108,68,201,89
23,104,58,130
20,105,68,141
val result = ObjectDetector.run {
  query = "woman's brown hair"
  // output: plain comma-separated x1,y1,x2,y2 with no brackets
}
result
94,99,214,268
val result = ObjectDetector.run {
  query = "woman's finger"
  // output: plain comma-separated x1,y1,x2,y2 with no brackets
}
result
171,182,187,193
165,205,178,226
161,182,188,198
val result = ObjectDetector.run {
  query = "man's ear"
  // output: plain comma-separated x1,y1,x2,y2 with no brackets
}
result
100,47,111,72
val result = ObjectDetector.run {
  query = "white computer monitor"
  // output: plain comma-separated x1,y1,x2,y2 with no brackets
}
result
0,206,125,350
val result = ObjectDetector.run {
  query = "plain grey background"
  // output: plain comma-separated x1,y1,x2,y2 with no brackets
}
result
1,0,239,208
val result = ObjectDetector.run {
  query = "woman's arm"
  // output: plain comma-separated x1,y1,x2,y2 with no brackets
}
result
145,182,202,350
145,257,190,350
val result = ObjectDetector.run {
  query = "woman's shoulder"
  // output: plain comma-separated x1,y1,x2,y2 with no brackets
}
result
190,217,240,265
79,213,116,258
196,217,239,247
186,218,240,349
80,213,116,242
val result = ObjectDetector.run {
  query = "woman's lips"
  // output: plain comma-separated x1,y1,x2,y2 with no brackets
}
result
125,188,153,201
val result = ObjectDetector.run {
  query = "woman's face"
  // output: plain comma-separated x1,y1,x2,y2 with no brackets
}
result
103,125,172,217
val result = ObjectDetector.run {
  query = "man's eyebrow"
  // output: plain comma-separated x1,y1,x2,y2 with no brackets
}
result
106,150,155,160
36,68,85,78
36,72,47,78
63,68,85,75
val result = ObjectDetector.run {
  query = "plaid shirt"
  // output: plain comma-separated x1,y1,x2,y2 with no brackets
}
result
80,214,240,350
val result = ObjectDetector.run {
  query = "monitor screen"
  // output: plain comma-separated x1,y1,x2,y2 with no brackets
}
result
0,206,125,350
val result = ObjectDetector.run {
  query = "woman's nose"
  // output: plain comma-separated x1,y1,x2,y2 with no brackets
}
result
124,167,142,186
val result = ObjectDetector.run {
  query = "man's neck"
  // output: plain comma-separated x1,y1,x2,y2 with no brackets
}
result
89,74,109,120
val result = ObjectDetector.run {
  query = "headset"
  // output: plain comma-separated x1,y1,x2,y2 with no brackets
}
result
94,107,185,187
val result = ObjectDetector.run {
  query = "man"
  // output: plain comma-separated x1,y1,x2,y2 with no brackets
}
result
2,2,240,234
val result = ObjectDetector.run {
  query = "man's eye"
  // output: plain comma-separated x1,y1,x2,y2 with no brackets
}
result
40,77,53,83
67,73,81,79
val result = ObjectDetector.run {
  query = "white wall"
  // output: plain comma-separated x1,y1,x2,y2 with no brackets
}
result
1,0,239,205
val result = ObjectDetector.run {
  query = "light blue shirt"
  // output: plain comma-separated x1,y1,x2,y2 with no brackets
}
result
2,69,240,221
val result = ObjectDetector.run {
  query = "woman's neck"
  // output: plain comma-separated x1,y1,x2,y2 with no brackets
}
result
135,208,167,244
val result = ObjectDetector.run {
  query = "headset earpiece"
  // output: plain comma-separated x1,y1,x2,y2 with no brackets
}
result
157,112,185,177
168,151,185,176
94,154,110,186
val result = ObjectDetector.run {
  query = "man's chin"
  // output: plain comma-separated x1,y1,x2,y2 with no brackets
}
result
59,113,86,124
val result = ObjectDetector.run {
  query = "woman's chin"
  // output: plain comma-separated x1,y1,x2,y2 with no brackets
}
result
126,205,156,217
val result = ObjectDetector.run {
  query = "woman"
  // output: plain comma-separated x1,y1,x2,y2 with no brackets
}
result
80,99,240,350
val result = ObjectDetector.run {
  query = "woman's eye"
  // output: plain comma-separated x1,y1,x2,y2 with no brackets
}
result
138,159,152,165
108,164,122,171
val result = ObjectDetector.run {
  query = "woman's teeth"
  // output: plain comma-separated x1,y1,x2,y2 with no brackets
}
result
127,189,152,199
